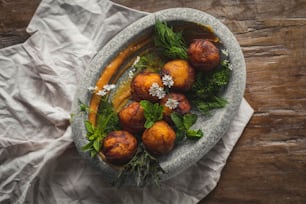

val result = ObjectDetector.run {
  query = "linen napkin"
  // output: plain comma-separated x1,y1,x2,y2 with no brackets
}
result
0,0,254,203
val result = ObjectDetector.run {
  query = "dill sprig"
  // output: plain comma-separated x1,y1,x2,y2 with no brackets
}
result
154,19,188,59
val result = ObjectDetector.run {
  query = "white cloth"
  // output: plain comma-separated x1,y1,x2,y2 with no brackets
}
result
0,0,254,203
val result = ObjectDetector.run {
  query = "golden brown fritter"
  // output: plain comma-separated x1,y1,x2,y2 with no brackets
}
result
142,121,176,155
119,101,145,134
160,92,191,121
162,60,195,92
131,71,163,102
187,39,220,71
102,130,137,165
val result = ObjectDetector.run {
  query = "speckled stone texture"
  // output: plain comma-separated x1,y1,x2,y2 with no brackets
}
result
71,8,246,185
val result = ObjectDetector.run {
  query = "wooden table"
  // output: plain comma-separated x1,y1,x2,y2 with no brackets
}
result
1,0,306,203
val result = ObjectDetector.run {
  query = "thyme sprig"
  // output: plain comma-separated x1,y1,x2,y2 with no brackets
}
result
114,144,165,187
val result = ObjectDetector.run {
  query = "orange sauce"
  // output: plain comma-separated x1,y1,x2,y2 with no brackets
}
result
88,37,151,125
112,80,132,112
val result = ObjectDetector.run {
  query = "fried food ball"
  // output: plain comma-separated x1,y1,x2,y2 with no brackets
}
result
131,71,164,102
142,121,176,155
160,93,191,121
118,101,145,134
187,39,220,71
162,60,195,92
102,130,137,165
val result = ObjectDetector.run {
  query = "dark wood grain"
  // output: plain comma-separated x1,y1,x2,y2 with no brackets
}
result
1,0,306,203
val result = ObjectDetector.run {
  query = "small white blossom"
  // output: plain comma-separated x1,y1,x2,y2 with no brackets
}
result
149,82,166,99
156,87,166,99
162,74,174,88
228,63,233,70
165,98,179,110
149,83,160,95
96,89,107,96
128,67,136,79
88,86,97,92
132,56,140,66
103,84,116,91
221,49,229,56
94,84,116,97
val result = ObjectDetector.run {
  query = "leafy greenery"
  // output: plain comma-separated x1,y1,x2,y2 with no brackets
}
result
133,53,165,73
114,144,165,187
189,59,231,114
171,112,203,140
196,96,228,114
154,19,188,59
81,97,120,158
140,100,164,128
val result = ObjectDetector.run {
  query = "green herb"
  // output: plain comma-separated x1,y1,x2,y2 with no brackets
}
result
140,100,164,128
133,53,164,73
70,100,92,123
114,144,165,187
81,97,120,158
154,19,188,59
189,59,231,114
196,96,228,114
171,112,204,140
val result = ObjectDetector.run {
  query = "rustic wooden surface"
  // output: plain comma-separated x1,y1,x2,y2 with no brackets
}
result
1,0,306,203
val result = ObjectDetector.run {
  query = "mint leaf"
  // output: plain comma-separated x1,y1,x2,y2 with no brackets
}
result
93,138,101,152
85,121,94,134
90,150,97,158
170,112,203,141
183,113,197,129
81,141,93,151
140,100,164,129
144,121,154,129
170,112,184,129
186,129,203,139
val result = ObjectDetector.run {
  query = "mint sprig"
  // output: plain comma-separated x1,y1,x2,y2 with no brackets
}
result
81,97,120,158
140,100,164,128
170,112,203,140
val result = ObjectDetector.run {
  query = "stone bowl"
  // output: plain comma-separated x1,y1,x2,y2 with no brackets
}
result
71,8,246,185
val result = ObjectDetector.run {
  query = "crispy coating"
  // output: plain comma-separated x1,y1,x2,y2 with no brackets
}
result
160,93,191,121
102,130,137,165
162,60,195,92
142,121,176,155
119,101,145,134
131,71,163,102
187,39,220,71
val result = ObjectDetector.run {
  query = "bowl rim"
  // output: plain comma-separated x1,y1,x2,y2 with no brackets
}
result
71,8,246,185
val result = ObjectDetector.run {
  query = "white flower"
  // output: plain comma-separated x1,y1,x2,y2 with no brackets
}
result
149,82,166,99
149,83,160,95
103,84,116,91
88,86,97,92
96,90,107,96
156,87,166,99
94,84,116,97
132,56,140,66
228,63,233,70
165,98,179,110
128,67,136,79
221,49,229,56
162,74,174,88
